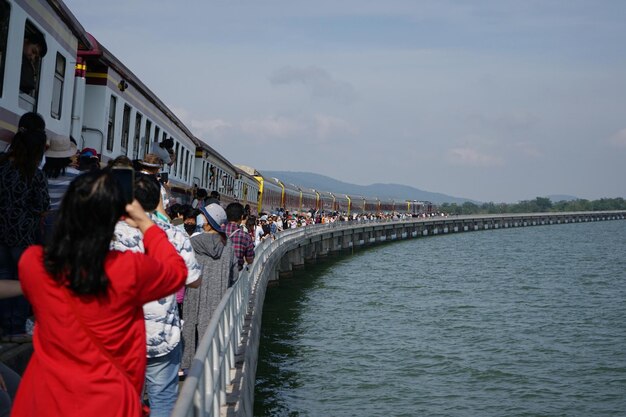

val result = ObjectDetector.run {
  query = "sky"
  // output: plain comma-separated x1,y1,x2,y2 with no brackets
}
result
63,0,626,203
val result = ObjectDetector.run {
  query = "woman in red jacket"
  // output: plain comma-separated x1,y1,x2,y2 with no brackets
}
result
12,169,188,417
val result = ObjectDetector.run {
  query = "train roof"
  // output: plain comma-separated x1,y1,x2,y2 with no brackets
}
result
78,34,241,167
48,0,93,50
236,165,260,177
234,166,256,180
78,34,201,148
194,137,238,172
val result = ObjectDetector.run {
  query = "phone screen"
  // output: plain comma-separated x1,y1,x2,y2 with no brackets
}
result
159,172,169,184
111,167,134,204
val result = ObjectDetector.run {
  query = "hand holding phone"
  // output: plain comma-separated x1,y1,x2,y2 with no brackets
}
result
111,167,135,204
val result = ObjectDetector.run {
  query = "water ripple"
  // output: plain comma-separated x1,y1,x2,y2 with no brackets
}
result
255,221,626,417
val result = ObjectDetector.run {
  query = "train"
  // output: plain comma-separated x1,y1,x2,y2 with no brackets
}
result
0,0,434,218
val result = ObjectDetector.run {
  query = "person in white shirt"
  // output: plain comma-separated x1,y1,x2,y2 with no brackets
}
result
150,138,175,167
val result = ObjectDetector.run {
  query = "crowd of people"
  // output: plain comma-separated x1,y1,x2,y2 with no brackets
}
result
0,113,260,417
0,112,422,417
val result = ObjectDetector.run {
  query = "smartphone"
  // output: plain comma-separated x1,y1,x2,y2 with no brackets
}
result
159,172,169,184
111,166,135,204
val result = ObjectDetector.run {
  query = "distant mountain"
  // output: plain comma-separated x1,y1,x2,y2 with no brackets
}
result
260,171,476,205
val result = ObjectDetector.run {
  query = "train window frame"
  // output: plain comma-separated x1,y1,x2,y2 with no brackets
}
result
19,21,46,111
50,52,66,119
184,148,189,181
120,104,131,155
143,119,152,157
0,0,10,98
133,112,142,159
177,145,184,178
174,141,180,177
153,126,160,145
106,95,117,152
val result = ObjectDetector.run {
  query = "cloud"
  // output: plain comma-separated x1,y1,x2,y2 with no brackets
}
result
609,128,626,148
466,111,539,134
240,116,305,139
447,147,504,167
269,66,358,104
513,141,543,158
186,119,233,141
314,114,358,141
182,112,357,145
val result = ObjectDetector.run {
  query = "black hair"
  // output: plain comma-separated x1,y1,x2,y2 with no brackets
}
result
44,169,126,295
167,203,182,219
134,173,161,212
18,112,45,132
210,190,220,199
226,202,244,222
196,188,208,199
160,138,174,149
43,157,71,178
246,215,256,231
183,206,200,221
24,31,47,57
0,129,46,180
78,155,100,172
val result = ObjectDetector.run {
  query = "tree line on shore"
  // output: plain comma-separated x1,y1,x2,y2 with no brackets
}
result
438,197,626,215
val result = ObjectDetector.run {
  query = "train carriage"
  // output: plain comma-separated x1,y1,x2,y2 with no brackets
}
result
76,35,198,196
280,180,300,214
253,171,282,215
363,196,379,214
234,166,259,214
282,182,317,215
315,190,335,213
407,200,434,216
0,0,91,146
379,199,396,214
193,142,239,206
300,187,317,214
335,194,351,216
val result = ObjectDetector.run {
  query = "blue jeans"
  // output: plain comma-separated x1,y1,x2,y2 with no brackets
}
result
0,245,29,335
144,342,182,417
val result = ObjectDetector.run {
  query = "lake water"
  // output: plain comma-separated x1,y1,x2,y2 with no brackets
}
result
254,220,626,417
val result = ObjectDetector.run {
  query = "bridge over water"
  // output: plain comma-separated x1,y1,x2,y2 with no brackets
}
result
170,210,626,417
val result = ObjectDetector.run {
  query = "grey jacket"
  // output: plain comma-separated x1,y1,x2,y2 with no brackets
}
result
181,232,238,369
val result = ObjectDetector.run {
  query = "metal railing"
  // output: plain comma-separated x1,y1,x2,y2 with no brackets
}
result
171,226,308,417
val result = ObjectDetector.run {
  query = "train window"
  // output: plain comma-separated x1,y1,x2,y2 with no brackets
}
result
106,95,116,151
174,142,180,176
19,22,47,111
153,126,160,144
163,140,173,174
184,149,189,181
120,104,131,155
0,1,10,97
209,166,216,188
143,119,152,157
180,148,185,179
133,112,142,159
50,53,66,119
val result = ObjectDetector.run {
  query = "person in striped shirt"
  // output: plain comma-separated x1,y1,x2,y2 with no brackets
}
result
42,135,81,241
